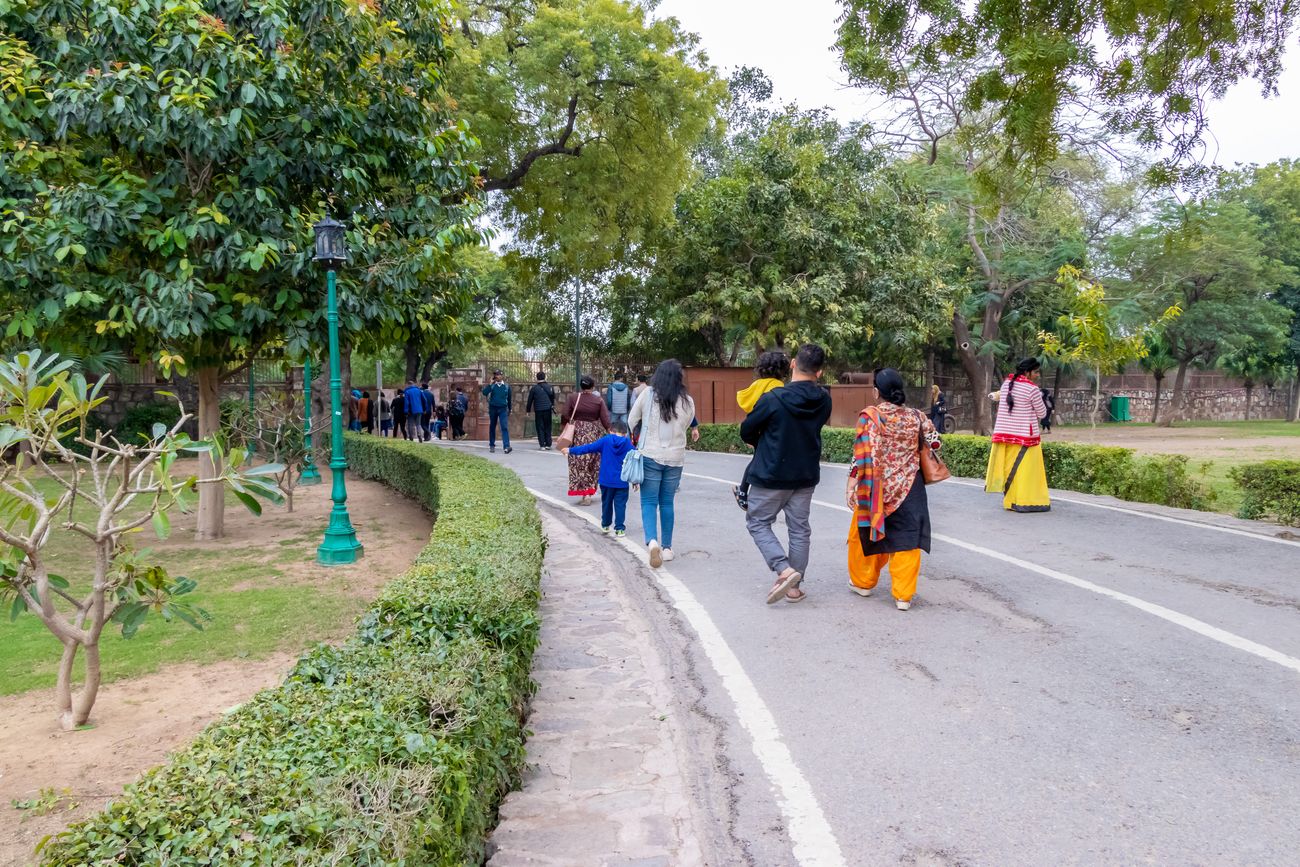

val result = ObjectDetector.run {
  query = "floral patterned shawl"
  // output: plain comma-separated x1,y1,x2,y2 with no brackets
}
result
851,405,924,542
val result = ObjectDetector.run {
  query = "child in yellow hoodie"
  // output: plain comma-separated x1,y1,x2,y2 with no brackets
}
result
732,351,791,510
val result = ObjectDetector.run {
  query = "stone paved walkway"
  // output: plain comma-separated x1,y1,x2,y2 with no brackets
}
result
487,510,709,867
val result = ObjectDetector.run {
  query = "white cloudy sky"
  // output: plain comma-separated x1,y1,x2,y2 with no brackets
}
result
654,0,1300,168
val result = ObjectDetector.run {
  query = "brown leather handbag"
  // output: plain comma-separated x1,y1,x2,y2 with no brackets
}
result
556,392,584,450
915,409,951,484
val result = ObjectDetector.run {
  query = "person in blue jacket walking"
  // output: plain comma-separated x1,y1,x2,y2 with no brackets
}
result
563,420,634,535
401,380,427,441
482,370,513,454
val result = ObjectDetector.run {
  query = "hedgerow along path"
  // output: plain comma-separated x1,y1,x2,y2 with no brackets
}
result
36,439,543,866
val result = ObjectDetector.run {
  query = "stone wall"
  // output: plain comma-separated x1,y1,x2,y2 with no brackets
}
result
92,380,294,433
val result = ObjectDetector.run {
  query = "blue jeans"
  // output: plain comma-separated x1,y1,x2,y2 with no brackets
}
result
640,458,683,547
601,485,629,531
489,406,511,448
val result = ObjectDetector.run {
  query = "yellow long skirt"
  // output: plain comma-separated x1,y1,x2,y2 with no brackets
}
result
984,442,1051,512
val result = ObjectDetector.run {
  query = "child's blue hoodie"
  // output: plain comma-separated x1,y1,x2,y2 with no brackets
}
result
568,434,634,489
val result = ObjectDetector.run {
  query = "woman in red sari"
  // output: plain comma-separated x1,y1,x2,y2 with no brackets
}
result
563,376,610,505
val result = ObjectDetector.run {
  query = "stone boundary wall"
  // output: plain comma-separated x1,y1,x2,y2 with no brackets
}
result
1051,385,1295,424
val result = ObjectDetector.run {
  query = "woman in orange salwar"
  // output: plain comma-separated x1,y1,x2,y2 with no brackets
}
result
845,369,939,611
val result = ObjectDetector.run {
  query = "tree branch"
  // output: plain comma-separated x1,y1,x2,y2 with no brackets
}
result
482,94,582,192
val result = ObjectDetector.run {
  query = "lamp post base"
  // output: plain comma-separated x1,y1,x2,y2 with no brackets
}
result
317,506,363,565
300,465,323,485
318,532,363,565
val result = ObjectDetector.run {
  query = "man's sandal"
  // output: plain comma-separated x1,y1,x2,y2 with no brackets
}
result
785,588,807,603
766,569,803,605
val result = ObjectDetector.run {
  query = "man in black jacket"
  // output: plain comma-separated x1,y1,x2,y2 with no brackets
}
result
526,371,557,450
739,343,833,605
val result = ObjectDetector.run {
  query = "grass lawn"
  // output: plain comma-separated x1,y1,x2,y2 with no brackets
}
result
0,473,424,696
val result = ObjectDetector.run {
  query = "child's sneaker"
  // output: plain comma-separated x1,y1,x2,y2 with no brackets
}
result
601,526,611,535
614,529,626,537
732,485,748,511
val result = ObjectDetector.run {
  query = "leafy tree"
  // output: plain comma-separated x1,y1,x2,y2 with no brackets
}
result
836,0,1297,183
1040,266,1180,429
0,352,279,729
1111,199,1295,424
449,0,726,275
1,0,482,538
1221,161,1300,421
1138,334,1179,424
1218,348,1289,422
643,101,950,366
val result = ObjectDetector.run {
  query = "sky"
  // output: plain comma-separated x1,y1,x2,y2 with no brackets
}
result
653,0,1300,168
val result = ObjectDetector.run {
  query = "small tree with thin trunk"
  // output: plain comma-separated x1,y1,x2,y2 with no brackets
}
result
1040,266,1181,433
1139,334,1178,424
226,392,323,512
0,351,282,730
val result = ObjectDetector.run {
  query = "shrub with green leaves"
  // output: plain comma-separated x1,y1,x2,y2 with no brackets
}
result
1232,461,1300,526
116,402,183,445
40,438,543,866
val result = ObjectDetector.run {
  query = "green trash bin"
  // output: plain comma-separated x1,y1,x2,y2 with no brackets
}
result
1108,395,1132,422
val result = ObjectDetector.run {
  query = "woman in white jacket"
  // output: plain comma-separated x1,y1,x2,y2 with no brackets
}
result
628,359,699,568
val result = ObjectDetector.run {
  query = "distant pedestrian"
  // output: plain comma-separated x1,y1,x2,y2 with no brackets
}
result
392,390,407,439
632,373,649,403
740,344,832,604
985,358,1051,512
527,371,557,450
432,404,448,440
402,380,426,441
628,360,699,568
378,390,392,436
1039,386,1057,433
482,370,513,453
732,350,790,511
605,371,632,428
563,420,634,536
359,391,373,435
420,381,436,442
562,376,609,504
348,389,362,432
847,368,941,611
928,385,947,434
449,387,468,439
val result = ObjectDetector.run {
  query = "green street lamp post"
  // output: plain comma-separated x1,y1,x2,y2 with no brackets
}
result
313,216,363,565
300,356,322,485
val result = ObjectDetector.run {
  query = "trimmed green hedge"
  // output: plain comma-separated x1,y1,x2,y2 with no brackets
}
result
691,423,1213,511
1232,461,1300,526
41,437,542,866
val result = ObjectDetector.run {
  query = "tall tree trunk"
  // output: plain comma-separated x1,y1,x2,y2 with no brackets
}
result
420,350,446,383
953,313,992,435
1292,369,1300,422
195,365,225,540
404,337,421,382
1164,360,1191,427
924,345,936,408
1151,373,1164,424
1091,366,1102,435
55,639,78,731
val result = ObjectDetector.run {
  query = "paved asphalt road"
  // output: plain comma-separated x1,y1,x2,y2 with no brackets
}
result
437,438,1300,866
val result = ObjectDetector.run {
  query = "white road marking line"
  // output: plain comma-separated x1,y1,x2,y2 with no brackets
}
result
447,440,1300,673
698,449,1300,549
528,488,847,867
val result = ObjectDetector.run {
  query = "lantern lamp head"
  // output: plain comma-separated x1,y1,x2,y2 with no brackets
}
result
312,216,348,266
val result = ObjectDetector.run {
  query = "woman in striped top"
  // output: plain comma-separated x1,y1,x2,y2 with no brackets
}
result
984,358,1051,512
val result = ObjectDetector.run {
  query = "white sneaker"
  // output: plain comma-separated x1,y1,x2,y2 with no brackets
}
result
850,586,872,597
662,548,675,562
648,540,663,569
601,526,611,535
895,599,912,611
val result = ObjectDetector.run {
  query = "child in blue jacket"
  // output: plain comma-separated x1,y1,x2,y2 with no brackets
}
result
564,420,634,535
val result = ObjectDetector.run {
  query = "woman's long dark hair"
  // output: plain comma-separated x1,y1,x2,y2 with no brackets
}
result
650,359,687,421
873,368,907,406
1005,358,1041,411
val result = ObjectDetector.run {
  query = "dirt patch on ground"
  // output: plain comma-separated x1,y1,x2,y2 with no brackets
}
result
0,472,431,867
1050,427,1300,463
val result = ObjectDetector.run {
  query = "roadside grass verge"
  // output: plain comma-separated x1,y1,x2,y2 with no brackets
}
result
39,438,543,866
